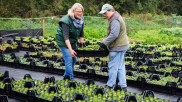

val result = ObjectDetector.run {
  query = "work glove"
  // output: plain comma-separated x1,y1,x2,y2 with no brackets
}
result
97,42,109,56
97,42,107,50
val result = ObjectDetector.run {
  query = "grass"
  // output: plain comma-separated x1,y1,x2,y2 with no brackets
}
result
130,30,182,45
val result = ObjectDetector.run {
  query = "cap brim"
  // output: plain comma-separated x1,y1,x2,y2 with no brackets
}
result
99,10,107,14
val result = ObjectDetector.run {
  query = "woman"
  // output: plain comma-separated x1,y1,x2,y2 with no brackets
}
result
56,3,84,79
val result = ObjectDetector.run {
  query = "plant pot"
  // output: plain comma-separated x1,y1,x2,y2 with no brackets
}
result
135,61,143,66
79,64,88,70
165,82,178,88
48,86,58,93
0,95,8,102
10,52,16,59
177,97,182,102
29,44,35,52
73,93,85,101
47,62,54,68
50,76,55,83
0,71,9,81
138,68,146,73
0,37,3,44
163,71,171,77
39,56,47,61
149,74,160,81
137,76,147,83
26,89,37,97
101,61,108,67
3,77,14,84
23,74,32,79
52,55,58,61
124,95,138,102
126,71,134,76
178,71,182,78
157,64,166,68
7,40,12,44
67,81,77,89
24,81,35,88
14,57,20,64
24,52,30,58
4,83,13,90
146,60,154,66
87,69,96,74
94,88,105,95
101,67,108,72
5,46,12,53
85,79,95,85
142,90,155,98
106,100,116,102
52,96,63,102
147,66,156,71
44,77,50,84
178,78,182,85
83,58,91,65
94,57,100,62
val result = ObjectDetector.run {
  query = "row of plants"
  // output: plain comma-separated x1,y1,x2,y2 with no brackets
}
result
0,71,173,102
0,36,182,97
1,51,179,76
0,39,19,52
126,71,182,88
1,37,182,77
1,51,182,96
7,36,182,57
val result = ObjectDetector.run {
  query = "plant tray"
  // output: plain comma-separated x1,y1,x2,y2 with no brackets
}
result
76,50,108,57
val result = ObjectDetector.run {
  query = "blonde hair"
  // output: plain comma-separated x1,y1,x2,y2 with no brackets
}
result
68,3,84,18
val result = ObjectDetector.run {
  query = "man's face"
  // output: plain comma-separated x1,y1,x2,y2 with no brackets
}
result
103,11,111,20
74,7,83,19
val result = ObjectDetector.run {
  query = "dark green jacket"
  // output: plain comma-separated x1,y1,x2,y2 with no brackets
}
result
56,15,83,48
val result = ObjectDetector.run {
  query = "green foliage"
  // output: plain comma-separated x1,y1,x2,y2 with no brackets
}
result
160,27,182,37
0,0,182,17
0,19,42,30
131,30,182,45
84,16,107,39
0,14,182,45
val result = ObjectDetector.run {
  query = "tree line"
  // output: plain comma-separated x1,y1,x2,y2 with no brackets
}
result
0,0,182,18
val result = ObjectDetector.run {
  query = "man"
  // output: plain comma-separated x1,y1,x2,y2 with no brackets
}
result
98,4,130,91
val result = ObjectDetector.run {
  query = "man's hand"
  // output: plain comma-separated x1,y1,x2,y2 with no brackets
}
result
97,42,107,50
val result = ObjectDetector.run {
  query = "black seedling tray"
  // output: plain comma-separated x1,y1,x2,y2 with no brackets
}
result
76,50,108,57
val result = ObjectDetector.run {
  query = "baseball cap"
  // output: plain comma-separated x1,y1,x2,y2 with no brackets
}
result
99,4,113,14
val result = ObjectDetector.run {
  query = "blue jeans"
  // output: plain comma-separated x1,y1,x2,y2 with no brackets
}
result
107,51,127,88
60,47,77,79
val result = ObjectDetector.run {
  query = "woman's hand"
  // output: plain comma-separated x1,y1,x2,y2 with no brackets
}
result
70,49,77,57
79,37,85,47
79,37,84,44
65,40,77,57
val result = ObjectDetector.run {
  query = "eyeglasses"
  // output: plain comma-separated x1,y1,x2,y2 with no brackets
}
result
74,11,83,13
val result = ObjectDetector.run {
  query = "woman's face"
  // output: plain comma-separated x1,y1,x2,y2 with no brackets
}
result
74,7,83,19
